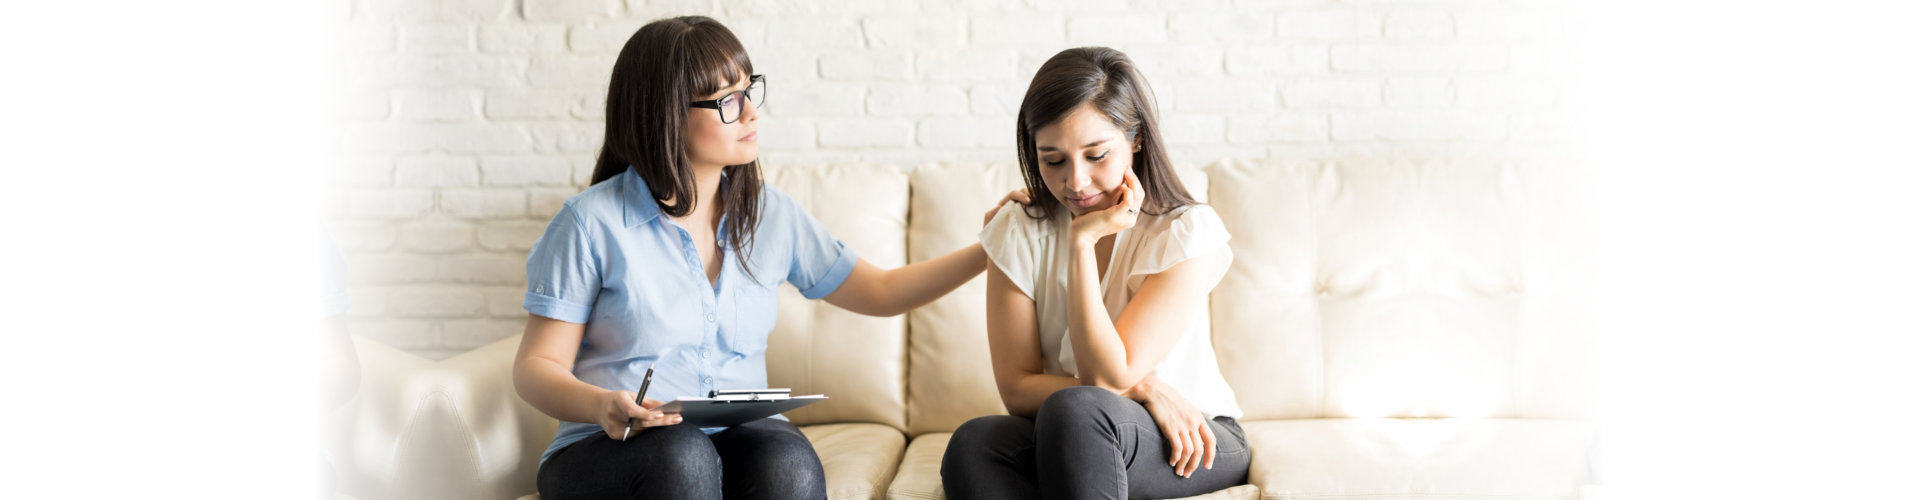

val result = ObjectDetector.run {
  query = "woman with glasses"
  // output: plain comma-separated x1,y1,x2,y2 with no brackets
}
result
941,47,1251,499
513,16,1026,500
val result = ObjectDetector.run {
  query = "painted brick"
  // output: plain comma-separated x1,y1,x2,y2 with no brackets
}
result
478,23,569,53
395,156,480,187
864,16,966,49
1331,110,1507,141
868,84,968,116
818,118,914,148
478,220,549,251
399,220,477,252
1332,44,1506,72
480,156,575,186
440,188,527,218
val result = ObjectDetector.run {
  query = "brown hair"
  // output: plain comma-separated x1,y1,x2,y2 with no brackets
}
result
588,16,762,271
1014,46,1197,220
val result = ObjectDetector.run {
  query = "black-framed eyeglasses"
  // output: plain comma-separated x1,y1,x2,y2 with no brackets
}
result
690,74,766,124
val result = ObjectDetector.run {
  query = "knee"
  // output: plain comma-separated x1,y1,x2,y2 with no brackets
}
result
644,425,722,482
756,437,825,497
1036,386,1126,425
946,416,1027,461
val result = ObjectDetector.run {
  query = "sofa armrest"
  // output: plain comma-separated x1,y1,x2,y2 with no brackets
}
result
324,334,556,500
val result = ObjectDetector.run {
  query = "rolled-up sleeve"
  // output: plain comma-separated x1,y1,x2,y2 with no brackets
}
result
524,204,601,323
775,192,858,300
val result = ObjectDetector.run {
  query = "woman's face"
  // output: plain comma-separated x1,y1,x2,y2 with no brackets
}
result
685,74,761,170
1032,103,1135,217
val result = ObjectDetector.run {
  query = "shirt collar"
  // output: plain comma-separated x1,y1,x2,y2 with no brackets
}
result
621,167,662,228
620,166,737,228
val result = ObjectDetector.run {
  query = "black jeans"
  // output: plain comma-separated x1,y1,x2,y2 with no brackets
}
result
536,417,827,500
942,386,1251,500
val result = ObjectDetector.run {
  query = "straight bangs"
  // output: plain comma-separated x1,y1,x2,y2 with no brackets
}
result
680,24,753,99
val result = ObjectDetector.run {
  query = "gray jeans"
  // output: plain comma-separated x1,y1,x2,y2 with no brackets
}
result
536,417,826,500
941,386,1251,500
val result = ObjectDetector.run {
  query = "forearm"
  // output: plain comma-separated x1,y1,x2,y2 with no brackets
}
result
1002,372,1165,417
1066,240,1139,391
999,372,1084,417
514,356,613,424
875,242,989,314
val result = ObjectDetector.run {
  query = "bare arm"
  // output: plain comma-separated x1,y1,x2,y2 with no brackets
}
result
982,263,1082,417
823,189,1033,317
514,314,676,438
824,243,989,317
514,315,602,422
1066,243,1231,393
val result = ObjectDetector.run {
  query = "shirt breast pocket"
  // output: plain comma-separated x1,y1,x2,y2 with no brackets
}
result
727,281,778,357
617,288,702,356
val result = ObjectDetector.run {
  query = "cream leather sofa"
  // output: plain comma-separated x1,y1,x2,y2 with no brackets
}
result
327,158,1600,500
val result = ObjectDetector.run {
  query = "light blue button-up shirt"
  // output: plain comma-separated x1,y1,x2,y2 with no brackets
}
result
523,167,857,464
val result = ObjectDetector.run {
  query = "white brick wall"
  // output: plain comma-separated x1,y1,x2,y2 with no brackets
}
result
328,0,1575,358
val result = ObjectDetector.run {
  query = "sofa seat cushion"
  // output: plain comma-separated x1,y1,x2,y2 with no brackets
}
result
1244,418,1597,500
802,422,909,499
887,432,1260,500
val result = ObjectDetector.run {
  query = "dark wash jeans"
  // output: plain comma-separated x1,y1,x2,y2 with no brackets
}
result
536,417,827,500
942,386,1251,500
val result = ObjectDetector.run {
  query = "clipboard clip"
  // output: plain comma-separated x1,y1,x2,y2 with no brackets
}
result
708,388,792,403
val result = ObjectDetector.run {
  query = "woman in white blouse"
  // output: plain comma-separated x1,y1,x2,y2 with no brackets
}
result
941,47,1249,500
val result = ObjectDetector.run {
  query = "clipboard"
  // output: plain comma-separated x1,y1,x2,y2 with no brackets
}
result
655,390,828,428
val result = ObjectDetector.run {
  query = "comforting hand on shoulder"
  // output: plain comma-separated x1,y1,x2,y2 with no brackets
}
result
984,188,1034,227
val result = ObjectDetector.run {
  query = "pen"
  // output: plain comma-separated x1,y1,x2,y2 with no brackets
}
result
622,363,654,440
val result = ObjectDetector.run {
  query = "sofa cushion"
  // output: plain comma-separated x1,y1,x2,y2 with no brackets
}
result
901,162,1029,436
802,423,909,499
1243,418,1597,500
761,164,912,430
889,432,1259,500
885,432,949,500
1206,158,1595,421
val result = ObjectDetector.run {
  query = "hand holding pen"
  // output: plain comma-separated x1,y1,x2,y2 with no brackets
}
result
598,363,680,440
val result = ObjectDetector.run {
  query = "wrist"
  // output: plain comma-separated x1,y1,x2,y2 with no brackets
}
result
1123,376,1155,402
1070,231,1100,251
596,388,621,412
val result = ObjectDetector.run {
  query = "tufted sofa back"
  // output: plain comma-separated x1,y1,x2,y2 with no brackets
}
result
329,157,1596,499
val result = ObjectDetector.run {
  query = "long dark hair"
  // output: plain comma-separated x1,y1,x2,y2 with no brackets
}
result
1014,47,1197,220
589,16,762,271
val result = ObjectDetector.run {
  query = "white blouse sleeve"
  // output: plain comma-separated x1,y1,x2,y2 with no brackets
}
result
979,200,1040,299
1126,205,1234,289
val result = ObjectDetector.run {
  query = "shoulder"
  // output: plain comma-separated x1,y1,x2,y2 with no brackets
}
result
557,177,626,226
1125,204,1232,278
1162,203,1221,226
982,201,1058,245
1145,204,1228,244
754,182,801,215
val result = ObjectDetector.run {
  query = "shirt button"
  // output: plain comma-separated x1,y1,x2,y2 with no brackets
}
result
703,377,713,385
700,350,711,359
705,312,716,322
